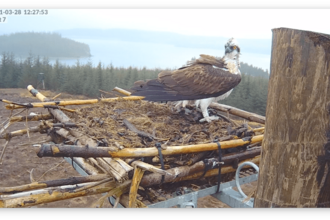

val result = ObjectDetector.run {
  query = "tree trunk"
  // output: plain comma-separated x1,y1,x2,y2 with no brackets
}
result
254,28,330,207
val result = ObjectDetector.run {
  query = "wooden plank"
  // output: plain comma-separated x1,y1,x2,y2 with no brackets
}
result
128,167,145,208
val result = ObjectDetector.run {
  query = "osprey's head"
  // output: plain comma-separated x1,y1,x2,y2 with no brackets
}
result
225,37,240,55
224,37,241,68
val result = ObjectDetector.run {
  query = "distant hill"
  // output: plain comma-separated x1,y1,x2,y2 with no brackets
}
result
57,28,271,56
0,32,91,58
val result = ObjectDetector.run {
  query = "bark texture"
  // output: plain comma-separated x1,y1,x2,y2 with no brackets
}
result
254,28,330,207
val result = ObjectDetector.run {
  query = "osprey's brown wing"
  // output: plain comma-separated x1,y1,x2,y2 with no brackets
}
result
130,56,241,101
178,54,226,70
187,54,226,68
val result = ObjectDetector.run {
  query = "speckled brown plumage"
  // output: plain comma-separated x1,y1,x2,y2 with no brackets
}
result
130,54,241,101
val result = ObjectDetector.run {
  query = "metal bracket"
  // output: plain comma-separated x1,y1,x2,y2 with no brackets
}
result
180,202,196,208
149,191,198,208
211,187,254,208
65,157,259,208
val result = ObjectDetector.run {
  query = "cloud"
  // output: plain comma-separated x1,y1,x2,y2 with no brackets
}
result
2,9,330,39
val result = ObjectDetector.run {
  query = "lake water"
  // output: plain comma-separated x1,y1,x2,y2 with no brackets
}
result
48,38,270,71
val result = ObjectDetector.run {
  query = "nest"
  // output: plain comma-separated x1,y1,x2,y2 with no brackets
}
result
0,87,264,208
65,100,261,205
74,100,230,148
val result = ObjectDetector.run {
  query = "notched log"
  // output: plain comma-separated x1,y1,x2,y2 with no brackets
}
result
34,143,118,158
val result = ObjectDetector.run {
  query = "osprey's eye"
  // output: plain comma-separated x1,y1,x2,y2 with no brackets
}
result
233,46,237,50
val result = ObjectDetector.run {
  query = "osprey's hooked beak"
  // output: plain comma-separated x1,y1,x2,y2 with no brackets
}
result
225,45,241,55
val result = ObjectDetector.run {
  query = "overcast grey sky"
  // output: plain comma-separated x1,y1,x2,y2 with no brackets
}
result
1,9,330,39
0,6,330,71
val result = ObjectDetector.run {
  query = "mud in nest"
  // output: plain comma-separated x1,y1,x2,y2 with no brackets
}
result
72,99,231,149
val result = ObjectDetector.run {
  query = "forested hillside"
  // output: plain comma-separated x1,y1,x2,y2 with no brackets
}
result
0,53,268,116
0,32,91,57
218,62,269,116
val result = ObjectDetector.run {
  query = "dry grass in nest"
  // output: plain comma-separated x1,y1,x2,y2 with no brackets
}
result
73,100,231,150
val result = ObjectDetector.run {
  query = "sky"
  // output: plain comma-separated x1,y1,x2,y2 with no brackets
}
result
0,2,330,71
2,9,330,39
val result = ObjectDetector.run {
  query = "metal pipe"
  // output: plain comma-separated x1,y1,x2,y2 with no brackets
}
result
234,162,259,198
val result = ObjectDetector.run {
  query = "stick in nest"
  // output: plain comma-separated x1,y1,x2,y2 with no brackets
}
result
74,177,113,193
0,140,10,165
51,93,62,100
35,159,65,182
182,130,212,145
0,108,26,135
18,138,52,146
123,118,168,141
27,168,35,183
25,109,30,140
242,185,257,203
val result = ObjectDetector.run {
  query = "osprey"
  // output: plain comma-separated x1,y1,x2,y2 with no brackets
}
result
131,37,241,122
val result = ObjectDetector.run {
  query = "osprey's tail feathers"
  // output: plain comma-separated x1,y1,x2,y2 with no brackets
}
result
130,79,181,101
131,78,229,102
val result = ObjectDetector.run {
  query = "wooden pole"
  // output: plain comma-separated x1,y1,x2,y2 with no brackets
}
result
113,87,132,96
26,85,100,175
4,96,144,110
34,135,263,158
0,174,109,194
254,28,330,208
0,182,116,208
209,103,266,124
27,86,132,182
0,156,260,208
9,113,53,123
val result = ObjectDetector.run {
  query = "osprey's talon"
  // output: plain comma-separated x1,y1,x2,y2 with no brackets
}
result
199,116,220,123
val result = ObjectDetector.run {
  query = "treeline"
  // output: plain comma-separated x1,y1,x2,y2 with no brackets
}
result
219,73,268,116
240,62,269,78
0,32,91,57
0,53,268,116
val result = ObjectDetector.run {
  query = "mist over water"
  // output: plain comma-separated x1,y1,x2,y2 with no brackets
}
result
47,37,271,71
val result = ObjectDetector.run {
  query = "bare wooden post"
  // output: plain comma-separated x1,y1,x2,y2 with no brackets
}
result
254,28,330,207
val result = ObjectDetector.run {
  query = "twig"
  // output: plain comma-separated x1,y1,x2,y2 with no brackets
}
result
0,140,10,165
74,177,113,193
123,118,168,141
246,141,262,150
182,130,211,145
25,109,30,140
0,122,11,135
1,109,26,126
99,89,117,96
216,112,240,127
51,93,62,100
27,168,35,183
242,185,257,202
35,159,65,182
18,138,52,146
123,118,154,141
114,142,124,150
113,195,121,208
